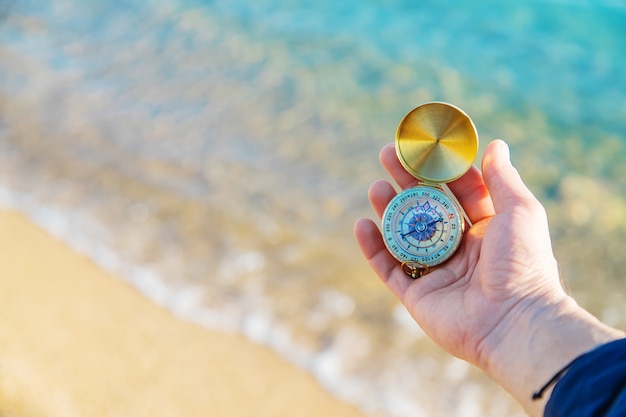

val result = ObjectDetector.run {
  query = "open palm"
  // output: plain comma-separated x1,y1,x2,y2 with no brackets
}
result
354,140,564,369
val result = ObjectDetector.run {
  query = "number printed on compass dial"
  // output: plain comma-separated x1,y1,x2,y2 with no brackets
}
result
382,185,464,268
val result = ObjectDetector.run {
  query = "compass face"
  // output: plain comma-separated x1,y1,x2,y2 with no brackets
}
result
382,185,464,268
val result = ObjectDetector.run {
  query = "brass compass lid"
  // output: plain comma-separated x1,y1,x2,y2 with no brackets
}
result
395,102,478,183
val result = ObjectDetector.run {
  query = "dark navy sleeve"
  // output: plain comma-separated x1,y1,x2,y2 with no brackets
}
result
544,338,626,417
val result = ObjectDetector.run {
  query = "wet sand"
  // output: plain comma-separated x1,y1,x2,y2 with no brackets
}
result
0,208,369,417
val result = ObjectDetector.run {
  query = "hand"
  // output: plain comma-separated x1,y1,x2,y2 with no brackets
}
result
355,139,562,366
354,140,623,415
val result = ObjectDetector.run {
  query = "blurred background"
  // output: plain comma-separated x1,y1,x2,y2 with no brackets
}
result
1,0,625,416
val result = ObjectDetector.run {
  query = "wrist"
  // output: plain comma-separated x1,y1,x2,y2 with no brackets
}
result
480,292,624,416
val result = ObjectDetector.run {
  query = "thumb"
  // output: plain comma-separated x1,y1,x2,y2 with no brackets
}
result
482,140,541,214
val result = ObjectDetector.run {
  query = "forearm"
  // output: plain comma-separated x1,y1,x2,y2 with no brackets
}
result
480,294,625,416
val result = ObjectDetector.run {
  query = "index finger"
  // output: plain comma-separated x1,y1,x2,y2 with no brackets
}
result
379,143,495,224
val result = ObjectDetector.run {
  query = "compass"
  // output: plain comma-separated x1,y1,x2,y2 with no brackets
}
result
382,102,478,278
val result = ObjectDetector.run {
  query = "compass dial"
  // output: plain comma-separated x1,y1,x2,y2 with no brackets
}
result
382,185,464,268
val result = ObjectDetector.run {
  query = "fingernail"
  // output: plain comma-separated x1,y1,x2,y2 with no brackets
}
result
497,139,510,163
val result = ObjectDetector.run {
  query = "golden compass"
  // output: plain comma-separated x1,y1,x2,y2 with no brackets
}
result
382,102,478,279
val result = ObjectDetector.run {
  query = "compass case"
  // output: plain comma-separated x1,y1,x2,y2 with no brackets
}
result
395,102,478,183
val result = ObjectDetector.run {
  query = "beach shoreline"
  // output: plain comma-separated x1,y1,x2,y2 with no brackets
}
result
0,208,371,417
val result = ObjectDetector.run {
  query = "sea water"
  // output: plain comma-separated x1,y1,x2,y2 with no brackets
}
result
1,1,625,416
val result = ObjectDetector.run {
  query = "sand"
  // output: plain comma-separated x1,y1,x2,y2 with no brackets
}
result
0,208,369,417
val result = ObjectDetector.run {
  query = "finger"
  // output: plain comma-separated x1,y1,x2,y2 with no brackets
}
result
481,140,541,215
379,143,419,189
368,179,397,219
447,165,495,224
353,217,412,299
380,142,495,224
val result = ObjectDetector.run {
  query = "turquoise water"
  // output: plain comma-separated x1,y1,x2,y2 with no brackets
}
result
1,1,626,416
